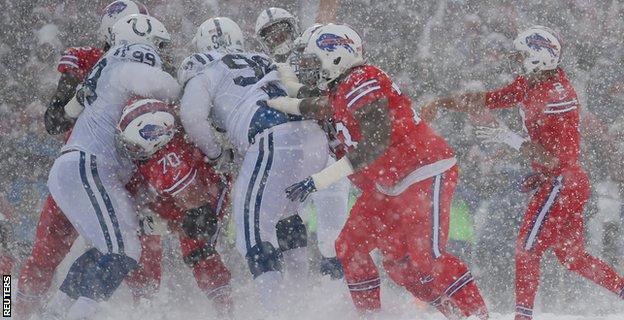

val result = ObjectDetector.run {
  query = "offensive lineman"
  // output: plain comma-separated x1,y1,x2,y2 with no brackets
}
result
421,26,624,320
16,2,159,318
43,14,179,319
178,17,329,312
117,99,233,317
255,8,349,278
267,24,488,319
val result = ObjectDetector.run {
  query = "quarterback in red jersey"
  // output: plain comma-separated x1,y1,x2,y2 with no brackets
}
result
268,24,487,319
117,99,233,317
16,2,153,318
422,26,624,320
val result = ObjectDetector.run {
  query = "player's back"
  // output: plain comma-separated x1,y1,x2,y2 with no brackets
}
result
64,43,179,172
331,64,455,188
180,50,285,151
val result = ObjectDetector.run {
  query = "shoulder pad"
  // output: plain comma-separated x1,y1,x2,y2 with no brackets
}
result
108,43,163,69
177,52,218,86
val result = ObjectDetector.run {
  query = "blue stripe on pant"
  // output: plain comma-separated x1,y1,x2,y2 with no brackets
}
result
254,133,274,245
243,136,266,251
88,154,125,254
79,152,113,253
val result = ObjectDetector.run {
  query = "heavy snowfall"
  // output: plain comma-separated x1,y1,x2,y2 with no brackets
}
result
2,0,624,319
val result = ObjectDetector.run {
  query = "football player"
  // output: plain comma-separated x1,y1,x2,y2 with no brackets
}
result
267,24,488,319
421,26,624,320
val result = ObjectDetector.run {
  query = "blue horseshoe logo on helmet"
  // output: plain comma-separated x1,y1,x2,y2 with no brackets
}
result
129,17,152,37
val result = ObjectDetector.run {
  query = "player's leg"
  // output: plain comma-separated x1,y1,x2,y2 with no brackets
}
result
335,190,382,312
124,235,163,302
309,156,350,279
514,176,565,320
550,172,624,298
402,168,487,319
46,151,141,318
16,195,78,319
180,236,233,317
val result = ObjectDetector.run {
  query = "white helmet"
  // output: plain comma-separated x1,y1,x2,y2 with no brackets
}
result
255,7,300,57
289,24,323,75
512,25,562,74
116,99,177,160
194,17,244,53
99,1,149,45
300,24,364,89
111,14,171,49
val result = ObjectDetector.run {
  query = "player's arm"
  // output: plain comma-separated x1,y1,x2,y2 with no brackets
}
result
519,141,558,170
288,98,391,202
421,77,526,122
115,62,181,104
179,77,223,160
44,72,81,134
267,94,333,120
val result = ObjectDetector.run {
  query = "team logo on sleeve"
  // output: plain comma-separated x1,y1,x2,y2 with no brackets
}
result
316,33,355,53
526,33,558,57
105,1,128,17
139,124,173,141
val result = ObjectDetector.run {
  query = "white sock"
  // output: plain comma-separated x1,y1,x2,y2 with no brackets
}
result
255,271,284,312
282,247,309,288
66,297,100,320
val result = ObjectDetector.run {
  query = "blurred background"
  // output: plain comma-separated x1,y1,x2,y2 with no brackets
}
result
2,0,624,317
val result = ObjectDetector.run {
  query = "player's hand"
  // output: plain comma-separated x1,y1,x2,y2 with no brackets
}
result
276,63,304,97
420,101,439,123
474,124,526,151
285,177,317,202
519,172,546,193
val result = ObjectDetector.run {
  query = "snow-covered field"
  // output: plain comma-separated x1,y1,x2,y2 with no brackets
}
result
28,235,624,320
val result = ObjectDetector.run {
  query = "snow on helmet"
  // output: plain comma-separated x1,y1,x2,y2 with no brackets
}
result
111,14,171,50
300,23,364,89
116,98,176,160
512,25,562,74
255,7,300,57
193,17,244,53
99,1,149,45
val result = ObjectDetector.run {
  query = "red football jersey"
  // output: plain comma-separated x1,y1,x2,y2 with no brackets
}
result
133,133,228,222
485,68,581,175
57,46,104,81
329,64,454,188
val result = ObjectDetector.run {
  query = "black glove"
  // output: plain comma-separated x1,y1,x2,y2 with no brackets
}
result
44,100,75,135
182,203,219,240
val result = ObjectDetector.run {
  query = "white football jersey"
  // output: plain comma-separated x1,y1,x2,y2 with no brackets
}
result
180,50,287,154
64,43,180,171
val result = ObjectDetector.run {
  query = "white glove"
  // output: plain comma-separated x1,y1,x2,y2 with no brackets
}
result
64,95,84,119
474,124,527,151
276,63,303,97
267,96,303,115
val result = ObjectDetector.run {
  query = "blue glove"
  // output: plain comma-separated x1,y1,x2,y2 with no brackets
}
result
285,177,317,202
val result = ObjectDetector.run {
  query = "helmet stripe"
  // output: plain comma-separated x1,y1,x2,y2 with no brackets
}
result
119,102,172,131
266,9,274,21
214,18,223,37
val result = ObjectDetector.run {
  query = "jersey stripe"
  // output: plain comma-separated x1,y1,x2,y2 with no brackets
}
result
58,61,80,69
544,105,577,114
347,85,381,109
545,99,578,114
345,79,378,99
164,168,197,196
347,277,381,292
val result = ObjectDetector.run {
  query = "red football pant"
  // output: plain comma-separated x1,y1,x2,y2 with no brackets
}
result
16,195,164,318
336,167,487,318
179,236,233,317
515,169,624,320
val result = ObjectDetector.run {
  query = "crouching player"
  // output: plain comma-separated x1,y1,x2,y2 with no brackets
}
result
117,98,234,317
267,24,488,319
